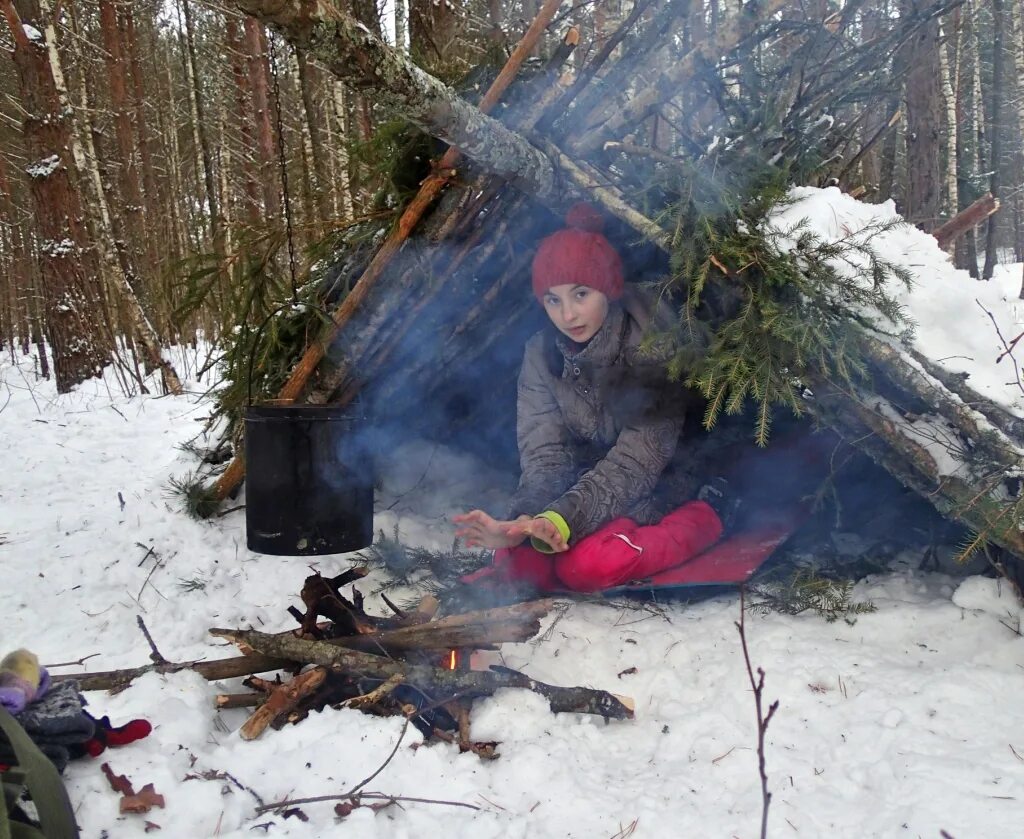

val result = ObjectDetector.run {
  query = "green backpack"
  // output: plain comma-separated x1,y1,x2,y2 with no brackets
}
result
0,709,78,839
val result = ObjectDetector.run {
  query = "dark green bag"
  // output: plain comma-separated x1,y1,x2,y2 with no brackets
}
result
0,708,78,839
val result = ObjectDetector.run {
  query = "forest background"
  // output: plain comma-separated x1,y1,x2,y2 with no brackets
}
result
1,0,1023,398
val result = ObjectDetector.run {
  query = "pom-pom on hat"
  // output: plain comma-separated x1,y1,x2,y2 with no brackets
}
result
531,202,624,301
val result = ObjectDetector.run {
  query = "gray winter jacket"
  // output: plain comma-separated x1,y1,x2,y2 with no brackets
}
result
507,289,691,543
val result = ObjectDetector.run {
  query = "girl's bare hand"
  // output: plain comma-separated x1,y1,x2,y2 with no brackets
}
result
452,510,530,550
504,517,569,553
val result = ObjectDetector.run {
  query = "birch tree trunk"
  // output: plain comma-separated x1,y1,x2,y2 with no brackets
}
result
330,81,355,220
938,17,959,223
3,0,111,391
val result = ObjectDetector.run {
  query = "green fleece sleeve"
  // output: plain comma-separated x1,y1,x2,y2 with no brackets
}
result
530,510,571,554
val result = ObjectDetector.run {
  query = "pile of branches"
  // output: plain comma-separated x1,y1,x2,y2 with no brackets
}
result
208,566,633,756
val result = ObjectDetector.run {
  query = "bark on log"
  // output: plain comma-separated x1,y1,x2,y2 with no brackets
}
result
211,627,634,720
239,666,327,740
312,598,555,653
53,653,295,693
931,193,999,249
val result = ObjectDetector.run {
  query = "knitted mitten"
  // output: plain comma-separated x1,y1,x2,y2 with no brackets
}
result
0,650,48,715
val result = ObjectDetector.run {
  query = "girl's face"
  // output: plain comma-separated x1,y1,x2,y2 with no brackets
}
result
541,284,610,344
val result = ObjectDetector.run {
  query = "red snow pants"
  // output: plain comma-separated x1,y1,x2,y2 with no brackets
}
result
463,500,723,593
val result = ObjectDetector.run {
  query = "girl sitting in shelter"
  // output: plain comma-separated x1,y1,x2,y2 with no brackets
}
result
453,204,730,593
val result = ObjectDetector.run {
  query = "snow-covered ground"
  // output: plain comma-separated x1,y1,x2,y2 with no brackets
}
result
3,192,1024,838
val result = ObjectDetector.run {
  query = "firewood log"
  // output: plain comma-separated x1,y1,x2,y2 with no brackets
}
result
240,667,328,740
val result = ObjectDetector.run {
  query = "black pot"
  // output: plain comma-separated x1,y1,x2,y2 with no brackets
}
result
244,404,374,556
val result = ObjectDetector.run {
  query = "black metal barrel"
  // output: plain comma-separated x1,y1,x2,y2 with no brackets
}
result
244,404,373,556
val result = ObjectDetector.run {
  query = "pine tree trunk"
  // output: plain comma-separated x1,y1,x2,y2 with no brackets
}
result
288,48,318,236
982,0,1005,279
899,0,942,227
61,0,182,392
3,0,111,391
296,47,332,228
0,154,27,356
244,17,281,220
99,0,147,298
1012,0,1024,268
180,0,224,252
160,43,192,266
226,16,262,228
122,4,164,305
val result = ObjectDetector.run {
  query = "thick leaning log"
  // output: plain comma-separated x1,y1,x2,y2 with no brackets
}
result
212,628,635,720
807,331,1024,559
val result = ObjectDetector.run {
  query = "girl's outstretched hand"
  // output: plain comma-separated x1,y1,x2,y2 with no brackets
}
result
452,510,531,550
503,516,569,553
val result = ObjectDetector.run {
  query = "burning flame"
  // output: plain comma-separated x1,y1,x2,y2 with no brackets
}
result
446,649,458,670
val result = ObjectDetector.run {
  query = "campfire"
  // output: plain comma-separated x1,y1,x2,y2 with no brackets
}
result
209,566,633,757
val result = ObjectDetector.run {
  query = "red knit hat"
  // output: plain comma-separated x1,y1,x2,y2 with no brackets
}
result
531,203,624,301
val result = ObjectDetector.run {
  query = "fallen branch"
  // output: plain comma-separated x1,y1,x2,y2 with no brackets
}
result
932,193,999,249
52,653,294,693
256,790,480,816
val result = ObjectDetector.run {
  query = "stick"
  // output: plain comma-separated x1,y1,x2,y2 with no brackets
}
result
207,0,567,508
240,667,328,740
736,589,778,839
255,790,479,816
343,673,404,710
136,615,168,665
216,692,265,709
345,717,409,797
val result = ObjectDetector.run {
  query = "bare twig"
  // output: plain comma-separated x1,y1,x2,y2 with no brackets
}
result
255,718,411,815
135,542,156,567
43,653,101,668
136,615,168,665
736,589,779,839
976,300,1024,396
345,716,410,797
137,552,167,600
